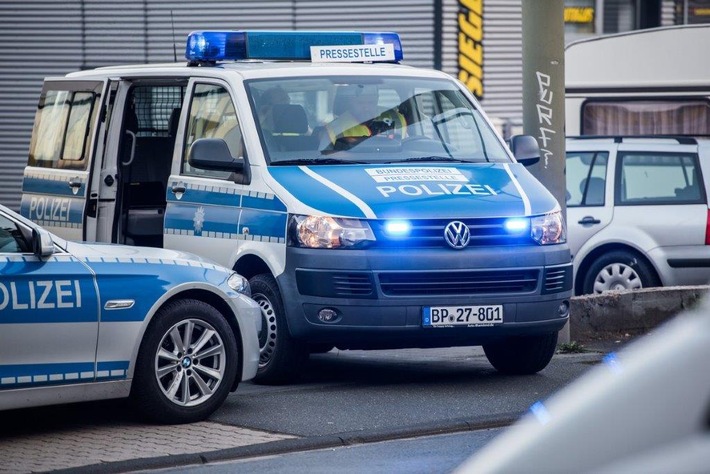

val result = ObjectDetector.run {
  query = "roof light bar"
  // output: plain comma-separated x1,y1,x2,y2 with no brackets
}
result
185,31,403,64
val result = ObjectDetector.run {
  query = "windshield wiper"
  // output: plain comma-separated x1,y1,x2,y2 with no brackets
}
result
272,158,366,166
386,156,472,164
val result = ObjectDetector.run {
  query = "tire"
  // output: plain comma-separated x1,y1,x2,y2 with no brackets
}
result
483,332,558,375
131,299,239,424
583,250,658,295
249,273,307,385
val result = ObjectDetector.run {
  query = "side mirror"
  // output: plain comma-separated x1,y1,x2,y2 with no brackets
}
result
509,135,541,167
32,228,55,258
188,138,245,172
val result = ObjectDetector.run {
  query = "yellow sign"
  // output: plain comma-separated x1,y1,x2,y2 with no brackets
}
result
564,7,594,24
458,0,483,99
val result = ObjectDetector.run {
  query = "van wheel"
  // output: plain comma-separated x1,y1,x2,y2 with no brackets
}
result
249,274,306,385
583,250,658,294
483,332,558,375
131,299,238,424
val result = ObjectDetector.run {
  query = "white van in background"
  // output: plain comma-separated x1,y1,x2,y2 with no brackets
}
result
565,24,710,137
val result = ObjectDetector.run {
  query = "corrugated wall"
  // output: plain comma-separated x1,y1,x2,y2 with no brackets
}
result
442,0,524,130
0,0,435,210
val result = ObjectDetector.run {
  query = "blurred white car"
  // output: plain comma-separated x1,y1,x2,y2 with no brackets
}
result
456,292,710,473
0,204,261,423
566,136,710,295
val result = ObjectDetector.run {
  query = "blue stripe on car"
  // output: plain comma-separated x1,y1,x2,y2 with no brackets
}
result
0,361,129,388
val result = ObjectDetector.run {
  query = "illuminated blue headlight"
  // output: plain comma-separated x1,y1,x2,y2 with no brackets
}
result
185,30,403,63
384,220,411,237
504,218,529,233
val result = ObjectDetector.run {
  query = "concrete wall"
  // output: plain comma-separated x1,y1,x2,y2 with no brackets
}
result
570,286,710,342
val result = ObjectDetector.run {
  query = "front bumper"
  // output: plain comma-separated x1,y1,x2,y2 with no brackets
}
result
278,244,572,349
231,294,262,381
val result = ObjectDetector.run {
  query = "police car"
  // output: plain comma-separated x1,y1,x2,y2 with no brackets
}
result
21,31,572,384
0,204,260,423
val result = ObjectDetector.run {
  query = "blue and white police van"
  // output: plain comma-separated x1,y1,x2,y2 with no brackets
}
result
0,204,260,423
20,30,572,384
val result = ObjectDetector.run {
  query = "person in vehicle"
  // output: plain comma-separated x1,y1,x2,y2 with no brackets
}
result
322,84,406,147
257,86,291,132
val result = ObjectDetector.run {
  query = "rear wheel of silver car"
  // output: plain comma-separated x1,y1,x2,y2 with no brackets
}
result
131,299,239,424
483,332,558,375
250,273,307,385
583,250,658,294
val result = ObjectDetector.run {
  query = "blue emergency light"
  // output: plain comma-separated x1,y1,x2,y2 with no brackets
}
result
504,218,529,233
185,30,403,63
384,220,411,237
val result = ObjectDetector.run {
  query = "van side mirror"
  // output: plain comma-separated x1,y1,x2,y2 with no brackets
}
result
32,228,55,258
508,135,540,167
188,138,245,172
188,138,250,184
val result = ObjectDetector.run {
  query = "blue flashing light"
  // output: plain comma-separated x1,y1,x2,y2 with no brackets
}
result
186,30,403,63
603,352,623,374
529,401,551,425
384,220,411,236
504,218,529,233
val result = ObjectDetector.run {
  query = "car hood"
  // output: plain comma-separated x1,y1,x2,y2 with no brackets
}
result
268,162,559,219
62,241,220,267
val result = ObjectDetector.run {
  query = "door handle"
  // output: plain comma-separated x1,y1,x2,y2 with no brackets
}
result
68,178,82,189
578,216,601,225
171,184,186,194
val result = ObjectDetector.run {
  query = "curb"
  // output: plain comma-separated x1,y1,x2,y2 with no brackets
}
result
51,413,521,474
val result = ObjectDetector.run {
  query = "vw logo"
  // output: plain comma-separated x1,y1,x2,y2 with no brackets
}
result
444,221,471,249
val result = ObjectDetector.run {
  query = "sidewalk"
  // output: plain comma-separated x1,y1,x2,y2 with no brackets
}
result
0,416,293,473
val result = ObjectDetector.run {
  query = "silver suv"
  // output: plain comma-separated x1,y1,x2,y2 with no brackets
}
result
566,136,710,295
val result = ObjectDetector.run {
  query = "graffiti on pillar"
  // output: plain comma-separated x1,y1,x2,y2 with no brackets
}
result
458,0,483,99
536,71,555,169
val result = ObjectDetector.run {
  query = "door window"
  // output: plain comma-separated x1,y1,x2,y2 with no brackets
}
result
566,151,609,206
617,153,704,205
183,83,242,179
0,215,29,253
28,86,102,170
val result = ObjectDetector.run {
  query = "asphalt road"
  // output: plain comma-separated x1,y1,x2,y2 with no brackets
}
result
212,346,605,437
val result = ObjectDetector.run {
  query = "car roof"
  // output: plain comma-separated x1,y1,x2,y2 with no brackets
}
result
566,136,710,152
64,60,448,82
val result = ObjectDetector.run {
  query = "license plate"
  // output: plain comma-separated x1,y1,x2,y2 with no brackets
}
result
423,305,503,327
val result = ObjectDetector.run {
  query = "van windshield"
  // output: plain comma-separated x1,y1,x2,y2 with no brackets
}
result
245,76,511,165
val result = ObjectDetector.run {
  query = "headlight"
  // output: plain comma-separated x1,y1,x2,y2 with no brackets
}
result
531,211,566,245
227,273,251,296
289,214,375,249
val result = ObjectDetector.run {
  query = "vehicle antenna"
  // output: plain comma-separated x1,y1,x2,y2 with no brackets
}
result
171,10,177,63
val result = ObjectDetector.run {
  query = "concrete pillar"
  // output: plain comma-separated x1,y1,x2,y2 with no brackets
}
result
521,0,569,343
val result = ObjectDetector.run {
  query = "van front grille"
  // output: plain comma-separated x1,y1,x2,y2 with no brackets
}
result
378,269,539,296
